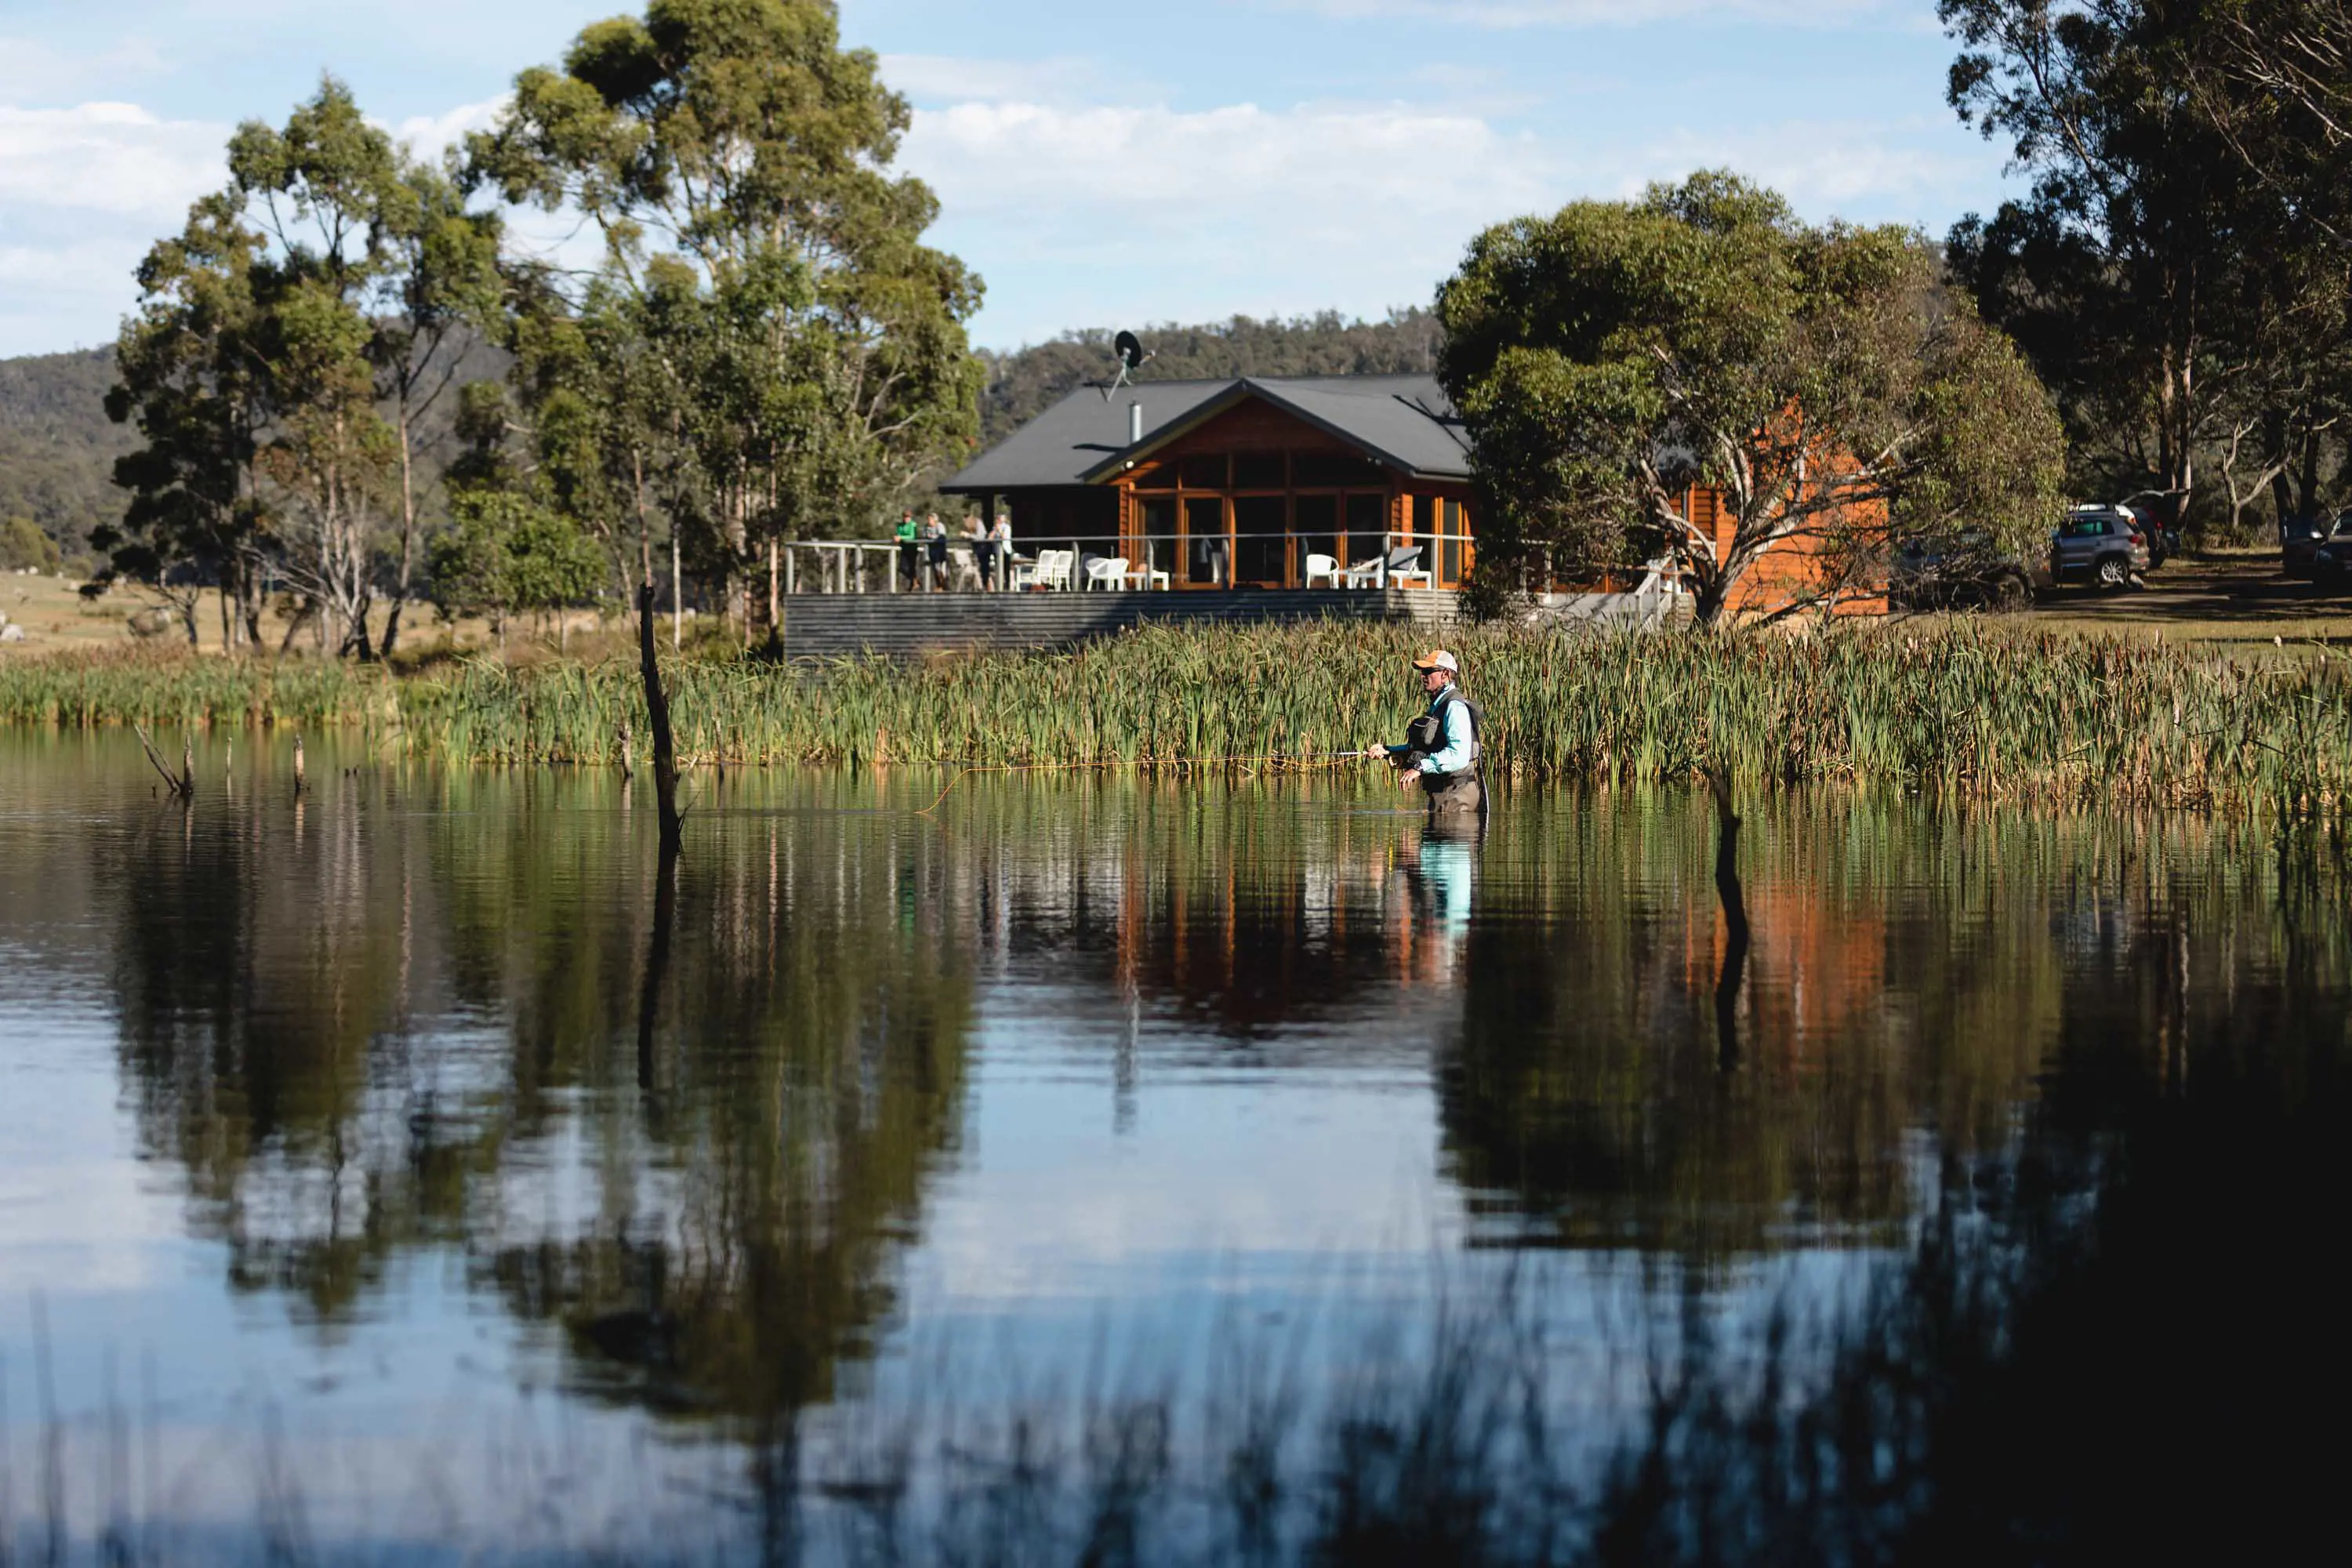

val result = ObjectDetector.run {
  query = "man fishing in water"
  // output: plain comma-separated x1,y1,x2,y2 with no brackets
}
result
1369,648,1485,818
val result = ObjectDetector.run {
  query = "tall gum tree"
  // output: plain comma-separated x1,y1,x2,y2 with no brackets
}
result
110,78,500,659
370,163,504,658
1437,173,2064,626
230,80,402,656
103,193,273,648
466,0,984,637
1940,0,2278,531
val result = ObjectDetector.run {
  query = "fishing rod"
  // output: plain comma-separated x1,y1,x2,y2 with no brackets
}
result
910,750,1381,816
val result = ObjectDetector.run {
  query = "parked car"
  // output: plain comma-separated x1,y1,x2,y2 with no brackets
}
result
2049,506,2151,590
2122,502,2181,567
2282,511,2344,578
2310,514,2352,587
1893,532,2038,609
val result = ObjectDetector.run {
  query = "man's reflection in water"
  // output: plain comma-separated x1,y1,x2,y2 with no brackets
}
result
1396,815,1483,988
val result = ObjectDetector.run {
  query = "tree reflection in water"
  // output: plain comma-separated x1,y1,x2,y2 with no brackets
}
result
10,735,2348,1559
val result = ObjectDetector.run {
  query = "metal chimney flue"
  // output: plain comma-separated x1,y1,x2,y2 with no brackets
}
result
1129,400,1142,445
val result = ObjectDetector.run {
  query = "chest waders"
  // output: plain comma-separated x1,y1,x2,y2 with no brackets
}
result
1406,687,1486,819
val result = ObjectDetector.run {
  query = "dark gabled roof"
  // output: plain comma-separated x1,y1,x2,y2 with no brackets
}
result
941,374,1469,493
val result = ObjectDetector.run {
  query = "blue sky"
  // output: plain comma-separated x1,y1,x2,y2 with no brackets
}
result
0,1,2019,359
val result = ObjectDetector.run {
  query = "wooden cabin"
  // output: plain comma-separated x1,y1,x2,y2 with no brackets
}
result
942,376,1478,590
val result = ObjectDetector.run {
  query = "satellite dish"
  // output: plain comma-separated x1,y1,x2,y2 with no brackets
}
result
1098,330,1155,400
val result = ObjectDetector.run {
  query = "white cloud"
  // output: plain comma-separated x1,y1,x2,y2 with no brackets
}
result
390,93,511,163
898,91,2000,346
1625,118,1995,215
1279,0,1904,24
907,98,1554,234
880,53,1105,106
0,103,226,353
0,103,225,219
902,96,1549,344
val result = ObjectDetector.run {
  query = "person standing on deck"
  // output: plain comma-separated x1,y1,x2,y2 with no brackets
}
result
989,510,1014,590
1368,649,1484,818
964,511,993,589
895,510,920,590
924,512,949,591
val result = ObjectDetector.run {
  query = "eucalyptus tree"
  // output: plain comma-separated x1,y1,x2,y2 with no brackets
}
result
101,191,273,647
107,78,504,660
1937,1,2328,530
1437,172,2063,626
370,162,505,657
2183,1,2352,245
229,80,402,656
467,0,984,633
426,489,607,651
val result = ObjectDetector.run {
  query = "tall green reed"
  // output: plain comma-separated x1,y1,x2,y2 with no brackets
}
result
5,623,2347,807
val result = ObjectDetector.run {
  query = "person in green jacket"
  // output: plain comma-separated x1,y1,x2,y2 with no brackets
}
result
894,511,920,590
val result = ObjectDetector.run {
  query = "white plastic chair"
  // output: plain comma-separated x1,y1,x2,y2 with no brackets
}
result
1035,549,1076,591
1084,556,1131,590
1303,553,1341,588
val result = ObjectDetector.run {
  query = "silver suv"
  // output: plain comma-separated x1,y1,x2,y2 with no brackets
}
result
2049,506,2150,591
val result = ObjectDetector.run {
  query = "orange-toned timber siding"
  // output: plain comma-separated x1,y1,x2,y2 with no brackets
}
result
1682,484,1889,618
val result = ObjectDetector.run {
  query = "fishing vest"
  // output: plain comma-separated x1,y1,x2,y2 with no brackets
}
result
1405,686,1483,779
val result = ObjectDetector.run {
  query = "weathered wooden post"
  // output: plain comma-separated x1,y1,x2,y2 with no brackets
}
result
638,583,683,851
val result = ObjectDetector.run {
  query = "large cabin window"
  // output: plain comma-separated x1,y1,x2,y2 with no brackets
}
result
1184,496,1226,586
1232,495,1287,584
1441,498,1468,585
1345,493,1385,570
1142,496,1179,581
1294,494,1338,577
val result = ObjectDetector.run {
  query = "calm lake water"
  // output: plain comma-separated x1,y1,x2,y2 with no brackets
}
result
2,728,2346,1561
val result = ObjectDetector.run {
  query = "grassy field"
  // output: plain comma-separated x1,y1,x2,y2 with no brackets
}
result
4,614,2347,809
1976,547,2352,652
0,568,626,660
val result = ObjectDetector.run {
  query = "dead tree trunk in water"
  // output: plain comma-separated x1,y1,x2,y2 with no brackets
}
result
133,724,194,798
1704,768,1751,1073
637,583,684,852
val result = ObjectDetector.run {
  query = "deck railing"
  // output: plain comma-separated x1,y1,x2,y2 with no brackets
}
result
779,531,1475,594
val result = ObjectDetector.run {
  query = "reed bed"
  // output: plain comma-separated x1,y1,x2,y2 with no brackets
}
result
5,622,2347,806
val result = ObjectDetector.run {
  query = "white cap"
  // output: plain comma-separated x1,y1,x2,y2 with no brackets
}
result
1411,648,1459,673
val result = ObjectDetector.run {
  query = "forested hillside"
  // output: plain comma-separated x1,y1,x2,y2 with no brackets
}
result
977,309,1442,445
0,328,506,573
0,349,135,568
